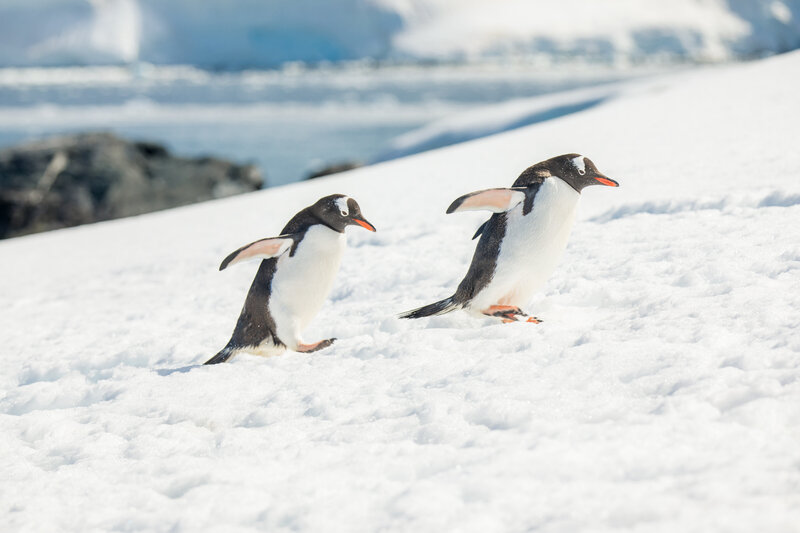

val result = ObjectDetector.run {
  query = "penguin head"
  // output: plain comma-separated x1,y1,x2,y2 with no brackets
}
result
312,194,376,233
514,154,619,192
554,154,619,192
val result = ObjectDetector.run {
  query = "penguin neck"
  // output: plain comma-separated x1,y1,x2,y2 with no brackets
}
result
315,217,345,234
308,210,345,234
552,175,583,195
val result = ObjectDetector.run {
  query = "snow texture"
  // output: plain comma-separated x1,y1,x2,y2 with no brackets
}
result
2,0,800,68
2,52,800,531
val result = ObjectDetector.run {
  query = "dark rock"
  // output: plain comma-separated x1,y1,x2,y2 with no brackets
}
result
305,161,362,180
0,132,263,239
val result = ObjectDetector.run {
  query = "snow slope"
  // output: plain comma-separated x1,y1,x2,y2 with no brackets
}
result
2,52,800,531
1,0,800,68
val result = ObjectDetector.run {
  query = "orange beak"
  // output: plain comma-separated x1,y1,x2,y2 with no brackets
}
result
353,217,376,232
595,176,619,187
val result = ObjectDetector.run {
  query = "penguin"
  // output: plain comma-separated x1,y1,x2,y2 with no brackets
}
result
205,195,376,364
399,154,618,323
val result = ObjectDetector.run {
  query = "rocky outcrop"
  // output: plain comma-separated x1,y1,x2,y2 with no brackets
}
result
305,161,362,180
0,132,263,239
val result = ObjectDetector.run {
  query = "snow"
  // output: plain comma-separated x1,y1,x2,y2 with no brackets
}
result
2,51,800,531
2,0,800,68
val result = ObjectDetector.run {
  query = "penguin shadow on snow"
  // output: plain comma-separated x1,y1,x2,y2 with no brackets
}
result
156,364,202,376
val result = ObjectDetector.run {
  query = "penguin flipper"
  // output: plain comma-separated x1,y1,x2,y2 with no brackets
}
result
472,220,488,240
219,236,294,271
446,188,526,214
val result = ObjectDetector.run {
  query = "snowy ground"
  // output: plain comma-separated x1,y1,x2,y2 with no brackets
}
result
2,52,800,531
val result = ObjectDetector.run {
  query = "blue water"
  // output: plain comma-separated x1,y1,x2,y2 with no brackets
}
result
0,119,422,188
0,63,662,186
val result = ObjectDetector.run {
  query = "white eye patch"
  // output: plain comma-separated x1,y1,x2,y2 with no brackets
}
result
572,156,586,175
335,196,350,216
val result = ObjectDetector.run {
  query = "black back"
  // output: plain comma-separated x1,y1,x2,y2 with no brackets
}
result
454,212,507,303
227,259,284,349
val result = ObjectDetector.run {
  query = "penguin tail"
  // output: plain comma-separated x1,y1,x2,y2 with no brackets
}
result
204,345,236,365
399,296,460,319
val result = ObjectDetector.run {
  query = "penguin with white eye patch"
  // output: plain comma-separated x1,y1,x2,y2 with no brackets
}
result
205,195,376,364
399,154,618,323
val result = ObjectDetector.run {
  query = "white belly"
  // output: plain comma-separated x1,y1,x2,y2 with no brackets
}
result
469,177,580,312
269,225,345,348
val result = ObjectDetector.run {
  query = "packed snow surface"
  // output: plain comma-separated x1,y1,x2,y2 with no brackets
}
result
2,52,800,531
2,0,800,67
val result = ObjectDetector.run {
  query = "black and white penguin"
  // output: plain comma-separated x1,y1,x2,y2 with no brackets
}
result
399,154,618,323
205,195,376,364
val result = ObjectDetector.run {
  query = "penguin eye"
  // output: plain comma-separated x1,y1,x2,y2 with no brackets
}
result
340,210,348,217
578,169,586,176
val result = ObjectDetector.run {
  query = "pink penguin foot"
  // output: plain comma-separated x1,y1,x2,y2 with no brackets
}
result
296,338,336,353
482,305,542,324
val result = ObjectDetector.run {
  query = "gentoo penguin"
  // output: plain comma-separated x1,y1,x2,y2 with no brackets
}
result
205,195,376,364
399,154,618,323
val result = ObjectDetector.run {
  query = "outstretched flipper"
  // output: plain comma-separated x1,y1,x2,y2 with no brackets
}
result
447,188,526,214
219,236,294,271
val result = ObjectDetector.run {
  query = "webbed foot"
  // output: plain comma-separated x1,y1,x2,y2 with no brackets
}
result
482,305,541,324
296,338,337,353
